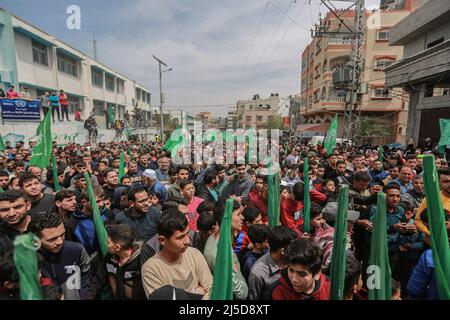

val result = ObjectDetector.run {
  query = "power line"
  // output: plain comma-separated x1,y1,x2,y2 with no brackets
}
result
239,0,295,98
244,0,309,97
234,1,270,99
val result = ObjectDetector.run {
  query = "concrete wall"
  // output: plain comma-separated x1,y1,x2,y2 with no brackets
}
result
403,20,450,57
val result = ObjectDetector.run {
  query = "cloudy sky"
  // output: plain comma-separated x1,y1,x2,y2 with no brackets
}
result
2,0,381,117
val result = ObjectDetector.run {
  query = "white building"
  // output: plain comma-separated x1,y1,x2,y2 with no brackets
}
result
0,8,151,132
236,94,280,129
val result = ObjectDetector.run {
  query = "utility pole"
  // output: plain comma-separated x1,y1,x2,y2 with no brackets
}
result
312,0,365,144
152,55,172,143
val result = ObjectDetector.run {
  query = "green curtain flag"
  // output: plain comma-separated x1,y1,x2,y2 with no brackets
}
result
324,114,338,155
118,151,125,182
28,111,52,169
438,119,450,154
368,192,392,300
378,145,383,163
13,233,43,300
107,105,115,125
421,155,450,299
163,125,186,156
84,172,108,257
303,158,311,233
51,154,61,192
0,134,5,152
330,185,349,300
211,199,234,300
267,166,281,228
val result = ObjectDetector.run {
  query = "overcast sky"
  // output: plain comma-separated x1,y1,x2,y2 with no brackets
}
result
1,0,381,117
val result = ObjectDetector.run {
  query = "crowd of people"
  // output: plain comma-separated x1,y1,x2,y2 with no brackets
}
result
0,136,449,300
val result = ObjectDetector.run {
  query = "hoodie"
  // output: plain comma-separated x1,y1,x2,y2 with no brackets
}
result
272,268,330,300
226,173,254,202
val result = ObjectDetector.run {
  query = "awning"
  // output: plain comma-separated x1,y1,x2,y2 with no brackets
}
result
13,26,54,47
295,123,330,137
19,82,86,99
56,47,84,61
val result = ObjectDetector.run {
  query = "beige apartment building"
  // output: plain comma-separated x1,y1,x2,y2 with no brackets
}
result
237,94,280,130
299,0,422,144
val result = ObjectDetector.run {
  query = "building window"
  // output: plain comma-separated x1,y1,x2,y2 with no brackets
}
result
147,93,151,104
117,79,125,94
372,87,390,98
105,74,115,92
91,68,103,87
377,29,390,40
249,105,254,110
32,40,48,66
93,100,105,116
57,52,77,76
321,87,327,100
68,96,80,114
313,91,320,102
245,116,252,122
315,64,321,78
427,37,444,49
323,60,328,73
257,115,263,122
374,58,395,70
136,89,141,101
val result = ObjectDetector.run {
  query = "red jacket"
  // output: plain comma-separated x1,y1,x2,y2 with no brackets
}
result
280,190,327,231
59,93,69,106
248,188,268,224
272,269,330,300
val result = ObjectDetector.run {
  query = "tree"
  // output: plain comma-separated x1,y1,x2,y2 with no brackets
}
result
357,117,391,145
266,116,283,130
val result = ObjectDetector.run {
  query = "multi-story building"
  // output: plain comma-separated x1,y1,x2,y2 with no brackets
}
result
169,110,195,131
236,94,280,130
196,111,212,130
299,0,422,144
227,110,237,130
385,0,450,147
0,8,151,131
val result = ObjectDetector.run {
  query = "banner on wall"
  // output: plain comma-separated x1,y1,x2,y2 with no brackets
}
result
282,117,290,128
0,99,41,121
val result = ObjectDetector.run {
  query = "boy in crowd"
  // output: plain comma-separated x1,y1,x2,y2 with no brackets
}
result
242,224,270,281
272,238,330,300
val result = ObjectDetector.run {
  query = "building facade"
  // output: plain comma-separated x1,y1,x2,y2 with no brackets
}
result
236,94,280,130
385,0,450,147
299,0,422,144
0,8,151,130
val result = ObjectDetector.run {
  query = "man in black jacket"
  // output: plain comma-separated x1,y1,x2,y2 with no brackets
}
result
29,212,91,300
0,190,32,256
86,224,149,300
195,169,219,203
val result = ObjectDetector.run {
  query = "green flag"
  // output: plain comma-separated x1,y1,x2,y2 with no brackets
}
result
108,105,115,125
51,154,61,192
163,124,185,156
28,111,52,169
211,199,234,300
118,150,125,182
330,185,349,300
84,172,108,257
368,192,392,300
324,114,338,155
128,147,132,160
13,233,43,300
378,145,383,163
303,158,311,233
0,134,5,152
268,166,281,228
0,186,4,193
438,119,450,154
421,155,450,299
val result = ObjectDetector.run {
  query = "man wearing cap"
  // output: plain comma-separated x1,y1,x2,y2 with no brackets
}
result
314,202,360,272
143,169,167,201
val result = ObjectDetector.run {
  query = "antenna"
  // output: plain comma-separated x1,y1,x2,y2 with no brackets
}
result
93,34,98,60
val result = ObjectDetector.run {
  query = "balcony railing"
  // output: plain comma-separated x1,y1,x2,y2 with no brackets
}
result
326,40,353,46
321,97,346,103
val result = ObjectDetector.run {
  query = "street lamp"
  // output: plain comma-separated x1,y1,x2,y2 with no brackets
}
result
152,55,172,143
